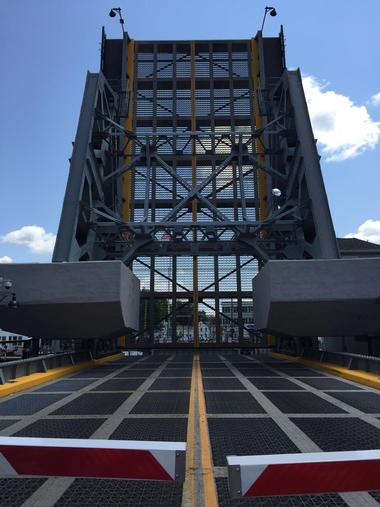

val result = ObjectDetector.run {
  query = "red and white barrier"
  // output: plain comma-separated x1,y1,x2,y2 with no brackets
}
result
227,449,380,497
0,437,186,481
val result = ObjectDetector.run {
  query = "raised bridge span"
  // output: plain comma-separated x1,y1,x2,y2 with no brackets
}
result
0,352,379,506
1,15,380,506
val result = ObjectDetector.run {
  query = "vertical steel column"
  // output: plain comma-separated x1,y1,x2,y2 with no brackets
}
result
209,44,221,345
250,37,267,220
172,44,178,344
251,36,274,348
122,39,135,222
149,44,158,345
191,41,199,348
120,38,135,348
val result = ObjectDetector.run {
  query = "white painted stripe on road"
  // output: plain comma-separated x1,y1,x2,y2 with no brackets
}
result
0,436,186,452
228,448,380,466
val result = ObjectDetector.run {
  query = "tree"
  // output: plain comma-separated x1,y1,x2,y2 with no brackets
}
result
139,289,169,332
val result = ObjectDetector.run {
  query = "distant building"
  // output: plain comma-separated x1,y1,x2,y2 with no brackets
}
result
221,302,254,342
179,321,212,343
337,238,380,258
0,329,31,354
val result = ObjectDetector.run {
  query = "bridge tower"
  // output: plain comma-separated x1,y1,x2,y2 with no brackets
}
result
53,27,339,349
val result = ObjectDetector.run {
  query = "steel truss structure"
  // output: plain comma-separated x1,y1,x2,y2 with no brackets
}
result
53,28,338,348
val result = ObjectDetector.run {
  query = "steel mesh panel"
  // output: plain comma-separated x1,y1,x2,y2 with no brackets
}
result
265,392,346,414
245,370,281,377
91,378,145,391
248,378,305,390
149,378,191,390
205,392,265,413
208,418,298,466
202,378,246,390
35,379,95,392
0,394,68,416
52,393,130,415
0,420,20,431
115,369,155,378
55,478,183,506
130,392,189,414
292,417,380,452
283,369,327,377
326,392,380,413
215,478,347,506
131,41,256,347
69,369,116,379
159,369,192,377
0,479,48,506
299,378,364,390
110,417,187,441
15,418,106,439
202,368,235,377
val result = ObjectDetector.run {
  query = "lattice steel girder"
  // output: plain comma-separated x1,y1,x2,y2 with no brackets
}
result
79,86,335,264
52,29,341,348
54,62,335,265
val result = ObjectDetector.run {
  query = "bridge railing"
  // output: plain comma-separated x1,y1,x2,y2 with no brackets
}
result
0,351,93,384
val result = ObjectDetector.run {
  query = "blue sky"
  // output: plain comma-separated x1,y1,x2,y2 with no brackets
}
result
1,0,379,263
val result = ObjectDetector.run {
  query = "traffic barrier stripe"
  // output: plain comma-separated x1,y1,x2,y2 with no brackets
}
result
228,449,380,497
0,437,186,482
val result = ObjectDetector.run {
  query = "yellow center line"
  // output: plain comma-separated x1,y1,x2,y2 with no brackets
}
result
196,356,219,507
182,356,197,506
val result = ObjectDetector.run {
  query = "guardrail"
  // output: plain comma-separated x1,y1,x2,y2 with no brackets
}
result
0,351,94,384
276,348,380,375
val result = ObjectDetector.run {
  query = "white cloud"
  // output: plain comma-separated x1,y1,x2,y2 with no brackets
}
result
302,76,380,161
345,219,380,244
0,256,13,264
371,91,380,107
1,226,56,254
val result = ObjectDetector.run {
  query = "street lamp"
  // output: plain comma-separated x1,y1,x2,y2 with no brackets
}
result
261,6,277,32
109,7,125,35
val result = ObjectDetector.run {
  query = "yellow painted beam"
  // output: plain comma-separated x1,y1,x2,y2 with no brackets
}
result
251,38,274,347
122,38,135,222
119,38,136,347
250,37,267,220
271,352,380,391
117,336,126,348
0,353,124,398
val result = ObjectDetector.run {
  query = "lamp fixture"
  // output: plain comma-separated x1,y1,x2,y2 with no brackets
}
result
261,6,277,32
109,7,125,35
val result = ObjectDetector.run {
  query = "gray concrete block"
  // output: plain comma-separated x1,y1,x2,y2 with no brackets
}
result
253,258,380,336
0,261,139,339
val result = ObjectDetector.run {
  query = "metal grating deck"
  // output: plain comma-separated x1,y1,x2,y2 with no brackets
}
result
0,353,378,506
54,478,183,506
